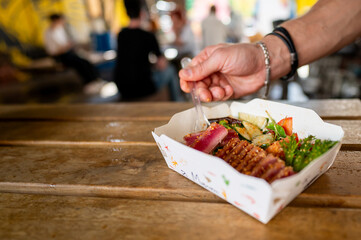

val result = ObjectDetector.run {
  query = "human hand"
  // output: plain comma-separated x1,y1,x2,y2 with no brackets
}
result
179,43,266,102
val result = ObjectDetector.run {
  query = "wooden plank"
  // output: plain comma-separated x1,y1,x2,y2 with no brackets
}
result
325,120,361,150
0,120,360,148
0,146,360,208
0,120,167,144
0,193,360,240
0,103,193,121
0,99,359,121
286,99,361,120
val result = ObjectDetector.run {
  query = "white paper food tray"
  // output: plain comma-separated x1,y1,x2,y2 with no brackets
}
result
152,99,344,223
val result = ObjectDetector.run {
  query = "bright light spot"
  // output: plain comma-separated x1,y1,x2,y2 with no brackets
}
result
148,53,158,64
156,1,176,11
222,16,231,25
164,48,178,60
244,26,257,37
100,81,118,98
110,139,125,143
159,14,172,32
103,50,116,60
297,65,310,79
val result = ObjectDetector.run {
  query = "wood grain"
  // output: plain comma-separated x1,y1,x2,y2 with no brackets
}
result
0,193,360,240
0,99,359,121
325,120,361,150
0,100,360,238
0,103,193,121
0,120,359,149
0,146,360,208
0,120,167,143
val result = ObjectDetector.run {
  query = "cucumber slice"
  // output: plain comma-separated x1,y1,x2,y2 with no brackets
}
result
234,126,251,141
242,121,263,140
238,112,269,129
252,134,274,147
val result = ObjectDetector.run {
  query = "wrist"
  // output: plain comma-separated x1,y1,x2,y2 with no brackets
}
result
262,34,291,80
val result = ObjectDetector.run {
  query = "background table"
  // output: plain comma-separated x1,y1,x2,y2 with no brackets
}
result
0,99,360,240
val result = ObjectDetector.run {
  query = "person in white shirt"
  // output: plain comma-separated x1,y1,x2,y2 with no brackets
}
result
201,5,227,49
44,14,105,95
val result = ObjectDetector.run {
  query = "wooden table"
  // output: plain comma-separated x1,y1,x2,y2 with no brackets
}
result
0,99,360,240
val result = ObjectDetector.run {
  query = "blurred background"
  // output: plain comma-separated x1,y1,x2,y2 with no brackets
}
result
0,0,360,104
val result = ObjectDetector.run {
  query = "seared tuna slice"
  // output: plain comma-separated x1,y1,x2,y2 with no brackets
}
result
189,123,228,154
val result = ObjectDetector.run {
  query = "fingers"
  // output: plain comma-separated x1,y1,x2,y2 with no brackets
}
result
185,73,234,102
179,43,233,101
207,73,234,101
180,76,210,93
179,44,227,81
179,57,222,82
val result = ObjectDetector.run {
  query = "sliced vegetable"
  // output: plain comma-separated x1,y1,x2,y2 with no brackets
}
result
242,121,263,139
278,117,293,136
233,126,251,141
238,112,269,129
252,134,274,147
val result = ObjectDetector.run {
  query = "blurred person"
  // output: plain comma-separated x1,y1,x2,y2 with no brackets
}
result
0,52,17,85
170,8,197,58
179,0,361,102
44,13,106,95
201,5,227,49
227,10,244,43
113,0,184,101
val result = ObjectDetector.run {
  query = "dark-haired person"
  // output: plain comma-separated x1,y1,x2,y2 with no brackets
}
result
113,0,184,101
179,0,361,102
44,14,106,95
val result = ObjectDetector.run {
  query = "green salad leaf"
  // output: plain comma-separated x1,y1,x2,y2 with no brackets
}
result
266,111,286,140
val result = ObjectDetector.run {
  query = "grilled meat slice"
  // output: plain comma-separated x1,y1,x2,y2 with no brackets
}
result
260,159,285,182
251,154,278,177
236,145,264,172
269,166,295,183
220,129,239,147
188,122,228,154
215,137,240,159
217,141,293,183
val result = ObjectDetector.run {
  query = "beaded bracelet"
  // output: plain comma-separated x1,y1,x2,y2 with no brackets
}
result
268,27,298,81
257,41,271,99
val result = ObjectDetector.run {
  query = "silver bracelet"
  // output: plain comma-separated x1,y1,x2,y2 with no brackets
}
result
257,41,271,99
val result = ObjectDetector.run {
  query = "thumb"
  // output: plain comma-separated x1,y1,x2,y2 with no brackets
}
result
179,56,221,81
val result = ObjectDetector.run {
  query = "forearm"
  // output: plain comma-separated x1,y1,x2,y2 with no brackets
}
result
263,0,361,80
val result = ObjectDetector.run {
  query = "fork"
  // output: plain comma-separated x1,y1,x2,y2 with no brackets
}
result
181,57,210,132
